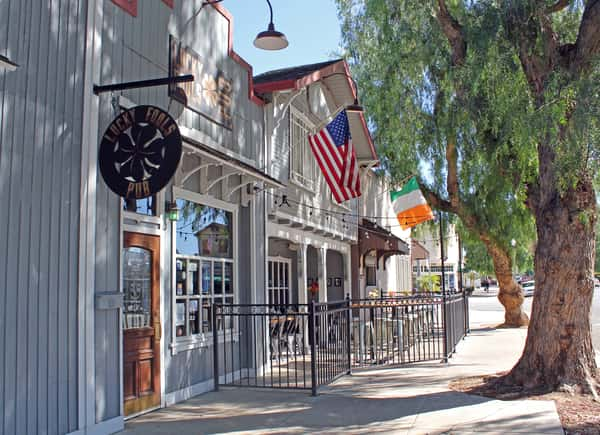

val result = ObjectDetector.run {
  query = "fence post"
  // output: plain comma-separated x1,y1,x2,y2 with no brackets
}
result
346,294,352,375
439,214,449,362
309,300,318,396
465,291,470,334
213,304,219,391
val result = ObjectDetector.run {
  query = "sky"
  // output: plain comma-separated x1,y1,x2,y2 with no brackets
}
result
221,0,343,75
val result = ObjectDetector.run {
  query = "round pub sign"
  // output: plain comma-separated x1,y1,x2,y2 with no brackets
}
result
98,105,182,199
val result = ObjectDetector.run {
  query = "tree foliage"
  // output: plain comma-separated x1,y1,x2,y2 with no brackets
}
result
337,0,600,390
336,0,536,326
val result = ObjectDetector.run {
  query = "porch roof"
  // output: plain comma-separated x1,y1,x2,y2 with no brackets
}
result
253,59,379,165
359,219,409,269
411,239,429,260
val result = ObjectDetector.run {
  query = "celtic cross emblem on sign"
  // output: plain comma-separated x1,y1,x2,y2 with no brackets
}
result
98,105,182,199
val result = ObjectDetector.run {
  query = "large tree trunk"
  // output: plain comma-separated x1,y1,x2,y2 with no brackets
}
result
505,167,597,390
424,189,530,328
481,239,529,327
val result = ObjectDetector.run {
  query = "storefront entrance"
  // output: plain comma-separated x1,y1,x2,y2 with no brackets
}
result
122,232,161,416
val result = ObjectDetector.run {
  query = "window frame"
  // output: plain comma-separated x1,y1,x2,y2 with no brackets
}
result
365,265,377,286
170,187,239,353
267,257,292,307
289,106,317,192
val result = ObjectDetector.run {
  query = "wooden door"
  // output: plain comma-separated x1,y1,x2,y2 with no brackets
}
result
122,232,161,416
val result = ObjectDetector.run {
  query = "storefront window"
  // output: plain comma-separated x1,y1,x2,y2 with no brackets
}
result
123,196,157,216
174,198,235,338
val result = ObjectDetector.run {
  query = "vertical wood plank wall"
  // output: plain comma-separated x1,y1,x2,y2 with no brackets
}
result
0,1,86,434
94,0,267,419
0,0,269,431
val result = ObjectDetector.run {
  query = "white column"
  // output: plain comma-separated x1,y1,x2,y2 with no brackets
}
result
343,250,352,300
297,243,308,305
297,243,309,351
318,247,327,303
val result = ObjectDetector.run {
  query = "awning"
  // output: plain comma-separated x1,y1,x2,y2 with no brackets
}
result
254,59,379,165
411,239,429,260
358,219,409,269
175,130,285,204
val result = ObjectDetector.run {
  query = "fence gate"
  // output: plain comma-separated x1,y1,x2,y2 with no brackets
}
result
213,294,468,395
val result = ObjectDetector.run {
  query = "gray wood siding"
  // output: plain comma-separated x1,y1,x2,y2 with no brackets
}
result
267,95,358,241
0,1,86,434
93,0,266,414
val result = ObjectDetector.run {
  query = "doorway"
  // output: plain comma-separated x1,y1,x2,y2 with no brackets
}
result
122,232,161,416
268,257,292,306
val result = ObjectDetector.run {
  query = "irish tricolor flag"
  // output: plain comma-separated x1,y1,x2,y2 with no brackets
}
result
390,177,434,230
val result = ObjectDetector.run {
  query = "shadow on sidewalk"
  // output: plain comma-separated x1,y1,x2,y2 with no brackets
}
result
122,386,556,435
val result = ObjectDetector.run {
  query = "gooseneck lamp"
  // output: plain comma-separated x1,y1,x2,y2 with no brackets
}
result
253,0,289,50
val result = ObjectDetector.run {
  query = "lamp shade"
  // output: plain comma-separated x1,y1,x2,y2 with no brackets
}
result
254,23,288,50
0,54,18,71
345,98,364,113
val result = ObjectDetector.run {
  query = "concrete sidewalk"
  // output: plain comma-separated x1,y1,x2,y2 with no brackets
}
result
121,323,562,434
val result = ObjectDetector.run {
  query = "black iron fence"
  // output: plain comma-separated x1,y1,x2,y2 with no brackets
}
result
311,300,352,394
443,292,469,359
351,296,445,367
214,293,469,395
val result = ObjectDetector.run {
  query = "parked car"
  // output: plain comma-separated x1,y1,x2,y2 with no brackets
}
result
521,281,535,297
594,278,600,289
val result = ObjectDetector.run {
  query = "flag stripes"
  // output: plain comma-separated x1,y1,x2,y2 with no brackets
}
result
308,110,361,203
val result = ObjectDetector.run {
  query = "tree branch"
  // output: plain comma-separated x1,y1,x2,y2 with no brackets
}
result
420,186,455,214
571,0,600,73
446,137,460,209
435,0,467,66
547,0,572,14
503,6,548,101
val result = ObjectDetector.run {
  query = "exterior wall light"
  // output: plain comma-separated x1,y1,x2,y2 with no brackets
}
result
166,201,180,222
254,0,289,50
0,54,18,71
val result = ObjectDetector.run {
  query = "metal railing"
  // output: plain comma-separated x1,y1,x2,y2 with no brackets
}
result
212,303,312,391
444,292,468,359
214,293,469,395
350,295,446,367
311,300,352,394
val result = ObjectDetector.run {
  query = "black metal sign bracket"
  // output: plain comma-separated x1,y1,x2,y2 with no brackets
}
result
93,74,194,95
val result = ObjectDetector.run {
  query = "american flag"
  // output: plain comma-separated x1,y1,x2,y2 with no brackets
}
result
308,110,361,203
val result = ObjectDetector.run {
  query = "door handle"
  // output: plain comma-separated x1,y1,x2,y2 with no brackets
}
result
154,320,162,341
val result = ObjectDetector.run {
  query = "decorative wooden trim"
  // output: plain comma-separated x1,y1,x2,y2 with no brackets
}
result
254,59,379,163
210,3,265,106
111,0,137,17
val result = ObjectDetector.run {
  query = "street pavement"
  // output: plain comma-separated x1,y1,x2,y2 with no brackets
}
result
472,285,600,363
120,295,565,435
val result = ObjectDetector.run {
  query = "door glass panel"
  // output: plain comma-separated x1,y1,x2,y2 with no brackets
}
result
201,261,211,295
224,263,233,294
123,247,152,329
189,299,200,334
214,262,223,294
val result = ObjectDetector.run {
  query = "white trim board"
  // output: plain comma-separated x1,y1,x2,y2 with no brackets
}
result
268,222,352,254
164,369,246,406
78,0,103,429
67,416,123,435
169,186,239,356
